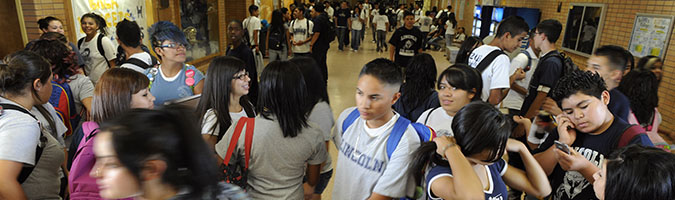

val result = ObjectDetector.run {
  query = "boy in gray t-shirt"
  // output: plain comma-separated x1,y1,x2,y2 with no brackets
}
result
332,59,420,199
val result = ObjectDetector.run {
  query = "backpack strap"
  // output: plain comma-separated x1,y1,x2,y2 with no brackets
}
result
424,107,440,125
306,18,311,38
0,103,43,184
72,122,99,163
341,108,361,134
122,57,152,70
243,117,255,168
223,118,248,166
475,49,506,73
77,38,84,49
96,34,110,68
385,116,411,159
617,125,645,148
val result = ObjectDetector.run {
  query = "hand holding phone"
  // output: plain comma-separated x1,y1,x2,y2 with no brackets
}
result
554,140,571,155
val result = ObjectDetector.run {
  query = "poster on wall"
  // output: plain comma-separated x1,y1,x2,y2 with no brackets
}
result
71,0,149,47
628,13,674,58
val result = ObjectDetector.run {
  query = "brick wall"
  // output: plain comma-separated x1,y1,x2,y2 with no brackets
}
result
481,0,675,132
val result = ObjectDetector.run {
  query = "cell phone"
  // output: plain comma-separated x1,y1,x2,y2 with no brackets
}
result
554,140,571,155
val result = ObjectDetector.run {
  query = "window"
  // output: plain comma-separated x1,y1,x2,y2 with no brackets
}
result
561,3,606,56
179,0,220,62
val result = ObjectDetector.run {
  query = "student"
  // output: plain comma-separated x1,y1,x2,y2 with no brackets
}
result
467,16,529,105
389,11,423,69
227,20,259,105
332,58,420,199
290,5,314,56
349,6,365,51
584,45,631,122
636,55,663,81
68,68,155,199
92,107,249,200
244,5,262,52
0,51,63,200
370,2,379,43
592,145,675,200
533,70,654,200
519,20,563,119
412,3,422,28
37,16,85,67
618,70,669,150
290,57,334,200
78,13,116,84
444,13,457,49
504,32,540,116
417,64,482,136
335,1,350,51
27,39,94,135
216,61,327,199
310,4,333,84
454,36,482,64
373,8,389,52
419,11,433,50
116,19,155,73
453,27,466,44
266,9,290,62
197,56,255,148
146,21,205,106
393,53,440,122
411,101,551,200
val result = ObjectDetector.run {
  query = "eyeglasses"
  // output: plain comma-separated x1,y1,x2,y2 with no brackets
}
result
159,43,187,49
233,72,249,80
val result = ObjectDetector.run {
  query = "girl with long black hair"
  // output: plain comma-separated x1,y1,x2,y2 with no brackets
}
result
618,70,669,150
266,9,291,61
409,101,551,200
455,36,483,64
215,61,327,199
393,53,439,122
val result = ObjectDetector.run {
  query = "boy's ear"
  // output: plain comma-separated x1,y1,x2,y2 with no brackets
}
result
601,90,610,105
391,92,401,105
141,159,167,181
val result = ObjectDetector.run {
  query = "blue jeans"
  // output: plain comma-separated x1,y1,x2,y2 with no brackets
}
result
376,30,387,51
337,27,348,50
351,29,361,50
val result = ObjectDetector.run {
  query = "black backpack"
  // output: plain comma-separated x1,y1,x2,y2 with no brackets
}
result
78,34,110,69
0,103,45,184
268,27,285,50
541,51,578,77
242,17,253,47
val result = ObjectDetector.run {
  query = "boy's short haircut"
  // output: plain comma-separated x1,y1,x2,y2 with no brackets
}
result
249,5,259,15
447,5,452,10
359,58,403,89
116,19,142,48
495,16,529,38
296,4,305,13
594,45,629,71
403,11,414,18
536,19,562,43
425,11,431,16
550,70,607,107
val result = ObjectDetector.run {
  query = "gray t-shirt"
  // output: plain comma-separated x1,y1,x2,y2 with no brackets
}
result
307,101,334,173
332,107,420,199
215,116,327,200
30,103,68,147
68,73,95,115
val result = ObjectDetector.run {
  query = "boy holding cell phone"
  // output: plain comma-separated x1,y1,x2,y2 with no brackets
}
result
532,70,653,200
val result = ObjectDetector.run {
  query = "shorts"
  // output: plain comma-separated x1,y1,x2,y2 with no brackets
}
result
303,169,333,194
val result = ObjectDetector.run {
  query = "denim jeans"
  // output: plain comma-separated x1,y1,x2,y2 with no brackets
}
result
337,27,348,50
376,30,387,51
445,34,454,48
268,44,288,62
351,29,361,50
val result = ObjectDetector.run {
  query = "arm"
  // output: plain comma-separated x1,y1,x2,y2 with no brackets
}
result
367,193,393,200
202,135,217,150
0,160,28,200
253,30,260,51
502,139,552,198
81,97,92,119
429,137,484,200
193,79,204,94
524,92,549,119
389,44,395,60
107,60,116,68
348,19,352,31
310,32,320,49
286,30,292,55
534,114,577,175
511,83,528,95
265,29,270,56
487,89,504,105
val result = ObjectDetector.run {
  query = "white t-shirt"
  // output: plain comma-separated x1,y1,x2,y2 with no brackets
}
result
332,107,419,199
374,15,388,31
413,9,422,26
416,107,455,137
0,97,41,165
79,32,116,84
307,101,335,173
419,16,433,32
467,45,511,102
200,108,249,135
445,20,456,35
326,6,334,19
30,103,67,147
371,8,379,18
120,52,154,73
503,47,539,110
351,14,364,30
244,16,262,46
454,33,467,43
67,73,95,116
290,18,314,53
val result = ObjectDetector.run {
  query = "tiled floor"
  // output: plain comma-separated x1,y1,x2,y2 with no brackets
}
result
316,30,451,199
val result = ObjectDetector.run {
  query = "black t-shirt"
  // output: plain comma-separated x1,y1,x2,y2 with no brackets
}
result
533,117,653,200
607,89,630,122
336,8,350,26
388,26,423,67
519,50,564,116
312,13,332,49
226,44,258,105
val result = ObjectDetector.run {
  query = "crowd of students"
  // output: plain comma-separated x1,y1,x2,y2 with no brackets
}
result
0,1,674,200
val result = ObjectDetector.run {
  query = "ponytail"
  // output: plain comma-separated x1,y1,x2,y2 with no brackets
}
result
408,142,449,185
0,51,51,97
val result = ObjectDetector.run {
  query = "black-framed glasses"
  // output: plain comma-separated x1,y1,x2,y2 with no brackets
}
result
233,72,249,80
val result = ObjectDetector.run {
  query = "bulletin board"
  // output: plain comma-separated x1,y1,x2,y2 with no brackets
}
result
628,13,674,58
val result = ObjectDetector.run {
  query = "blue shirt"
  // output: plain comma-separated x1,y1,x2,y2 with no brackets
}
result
607,88,630,122
426,159,508,200
145,64,204,105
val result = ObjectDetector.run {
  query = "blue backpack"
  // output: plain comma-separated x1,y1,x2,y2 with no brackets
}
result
341,109,436,160
49,81,80,137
